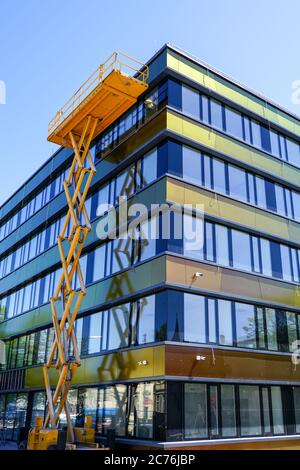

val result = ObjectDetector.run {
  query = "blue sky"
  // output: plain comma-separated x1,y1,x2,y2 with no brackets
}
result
0,0,299,205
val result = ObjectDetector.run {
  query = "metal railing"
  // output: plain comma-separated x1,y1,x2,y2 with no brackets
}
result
48,51,149,136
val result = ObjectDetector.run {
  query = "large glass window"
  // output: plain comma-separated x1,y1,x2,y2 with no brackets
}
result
184,383,208,438
239,386,262,436
221,385,236,437
142,149,157,187
182,85,200,119
184,294,206,343
213,158,226,194
182,146,202,186
218,300,233,346
210,99,223,130
271,386,284,434
231,230,251,271
31,392,46,426
225,107,243,140
88,312,101,354
101,385,126,436
215,225,229,266
228,165,247,201
262,387,271,434
137,295,155,345
133,382,154,439
235,303,256,349
92,244,106,282
266,309,278,351
108,304,130,350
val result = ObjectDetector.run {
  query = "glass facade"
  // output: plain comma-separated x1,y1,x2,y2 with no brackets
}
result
2,290,300,372
183,215,300,284
1,48,300,448
1,381,300,442
174,81,300,169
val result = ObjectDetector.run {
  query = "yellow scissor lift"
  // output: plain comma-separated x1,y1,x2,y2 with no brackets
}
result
26,52,149,450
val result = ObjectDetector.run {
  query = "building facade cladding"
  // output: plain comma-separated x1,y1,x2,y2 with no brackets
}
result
1,44,300,449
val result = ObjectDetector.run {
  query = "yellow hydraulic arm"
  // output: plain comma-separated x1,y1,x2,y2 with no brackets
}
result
27,52,148,450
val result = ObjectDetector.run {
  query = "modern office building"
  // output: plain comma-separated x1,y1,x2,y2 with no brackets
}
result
1,44,300,450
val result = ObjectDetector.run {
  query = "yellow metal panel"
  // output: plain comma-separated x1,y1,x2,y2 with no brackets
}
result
167,111,300,187
165,256,300,310
24,346,165,389
166,179,298,244
167,50,300,137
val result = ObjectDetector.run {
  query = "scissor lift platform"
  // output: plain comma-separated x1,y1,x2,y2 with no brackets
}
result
48,52,149,148
26,52,149,450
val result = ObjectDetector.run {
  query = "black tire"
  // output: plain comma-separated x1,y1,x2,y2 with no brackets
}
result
18,440,28,450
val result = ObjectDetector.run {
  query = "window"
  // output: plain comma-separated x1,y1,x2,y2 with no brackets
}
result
209,386,219,437
200,94,209,124
213,158,226,194
208,299,217,343
281,246,293,282
142,149,157,187
225,107,243,139
133,382,154,438
271,386,284,434
239,386,261,436
262,387,271,434
256,176,267,208
139,218,157,262
218,300,233,346
286,138,300,167
270,130,281,158
293,191,300,221
31,392,45,426
182,85,200,119
257,307,266,349
286,312,298,352
88,312,101,354
221,385,236,437
204,222,214,262
231,230,251,271
111,237,132,274
93,244,106,282
261,238,272,277
184,294,206,343
293,388,300,433
251,120,262,148
210,99,223,130
228,165,247,201
115,164,135,204
182,146,202,186
252,237,261,273
184,214,204,261
203,154,212,188
37,330,47,364
108,304,129,350
101,385,126,436
138,295,155,345
266,309,278,351
275,185,286,217
235,303,256,348
215,225,229,266
184,384,208,438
